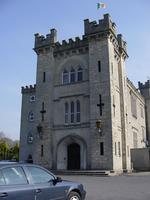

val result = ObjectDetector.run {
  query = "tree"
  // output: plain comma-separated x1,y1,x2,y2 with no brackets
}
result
0,140,9,160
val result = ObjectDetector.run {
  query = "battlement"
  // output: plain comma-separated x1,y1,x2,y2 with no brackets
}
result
33,14,127,57
84,14,116,36
54,36,88,53
138,80,150,89
21,84,36,94
34,29,57,49
117,34,128,56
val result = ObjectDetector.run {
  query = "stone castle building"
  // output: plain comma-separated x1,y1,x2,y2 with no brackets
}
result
20,14,149,172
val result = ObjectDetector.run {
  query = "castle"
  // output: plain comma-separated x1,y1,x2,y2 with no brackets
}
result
19,14,150,172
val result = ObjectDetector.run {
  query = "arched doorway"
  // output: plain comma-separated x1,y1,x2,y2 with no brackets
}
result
67,143,80,170
56,135,87,170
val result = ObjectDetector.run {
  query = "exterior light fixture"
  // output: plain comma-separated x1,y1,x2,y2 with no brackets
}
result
37,124,43,139
96,119,103,136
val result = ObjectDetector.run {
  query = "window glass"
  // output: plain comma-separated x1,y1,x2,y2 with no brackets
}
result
29,95,36,102
76,100,80,122
28,112,34,122
71,102,74,123
65,102,69,124
63,70,69,84
130,92,137,118
77,67,83,81
2,167,28,185
0,171,5,185
27,167,54,184
70,69,76,83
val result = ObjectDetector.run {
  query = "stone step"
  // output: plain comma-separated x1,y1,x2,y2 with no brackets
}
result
51,170,112,176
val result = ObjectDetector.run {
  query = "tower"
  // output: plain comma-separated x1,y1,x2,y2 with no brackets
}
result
139,80,150,146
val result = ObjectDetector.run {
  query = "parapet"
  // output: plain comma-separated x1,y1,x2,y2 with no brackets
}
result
54,36,88,53
138,80,150,89
84,14,116,36
21,84,36,94
34,29,57,49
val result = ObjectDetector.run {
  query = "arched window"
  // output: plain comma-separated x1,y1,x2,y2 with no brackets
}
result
76,100,80,122
28,111,34,122
65,102,69,124
71,101,75,123
62,69,69,84
70,68,76,83
77,67,83,81
27,133,33,144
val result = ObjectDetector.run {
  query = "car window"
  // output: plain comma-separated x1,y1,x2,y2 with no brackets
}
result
0,170,5,185
2,166,28,185
27,166,54,184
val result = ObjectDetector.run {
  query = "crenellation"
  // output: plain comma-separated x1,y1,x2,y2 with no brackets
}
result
117,34,128,58
53,37,88,53
138,80,150,89
22,84,36,94
84,13,116,36
34,29,57,50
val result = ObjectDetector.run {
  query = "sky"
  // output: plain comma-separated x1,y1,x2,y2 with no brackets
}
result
0,0,150,140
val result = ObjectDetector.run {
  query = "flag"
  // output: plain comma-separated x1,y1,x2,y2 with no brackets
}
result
97,2,107,9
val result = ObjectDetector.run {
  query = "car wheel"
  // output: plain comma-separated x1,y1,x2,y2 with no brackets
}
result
67,191,81,200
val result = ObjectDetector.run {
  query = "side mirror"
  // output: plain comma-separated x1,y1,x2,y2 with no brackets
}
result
53,177,62,185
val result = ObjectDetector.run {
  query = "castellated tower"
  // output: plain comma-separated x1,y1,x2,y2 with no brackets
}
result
139,80,150,146
20,14,146,172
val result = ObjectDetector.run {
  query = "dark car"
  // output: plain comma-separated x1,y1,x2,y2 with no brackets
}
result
0,163,86,200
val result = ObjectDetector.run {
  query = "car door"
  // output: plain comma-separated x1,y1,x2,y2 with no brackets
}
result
26,166,67,200
0,166,35,200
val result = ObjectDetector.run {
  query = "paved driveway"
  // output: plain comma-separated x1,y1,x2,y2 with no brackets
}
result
61,173,150,200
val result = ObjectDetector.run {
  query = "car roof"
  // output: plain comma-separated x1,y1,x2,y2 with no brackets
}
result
0,163,56,177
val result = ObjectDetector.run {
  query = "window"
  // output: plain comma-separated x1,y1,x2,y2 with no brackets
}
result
41,145,44,157
0,171,5,185
140,105,144,118
29,95,36,102
63,70,69,84
133,132,138,148
27,166,54,184
2,167,28,185
76,100,80,123
65,102,69,124
131,92,137,118
71,101,75,123
113,95,115,117
98,60,101,72
27,133,33,144
43,72,46,82
115,142,117,156
77,67,83,81
111,62,113,74
28,111,34,122
100,142,104,155
142,127,145,142
70,68,76,83
118,142,121,156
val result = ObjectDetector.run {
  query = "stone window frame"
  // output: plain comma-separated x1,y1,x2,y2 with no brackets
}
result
65,102,69,124
70,101,75,123
76,100,81,123
130,92,137,118
118,141,121,156
27,132,34,144
77,66,83,82
133,131,138,148
70,68,76,83
29,95,36,103
28,111,34,122
62,69,69,84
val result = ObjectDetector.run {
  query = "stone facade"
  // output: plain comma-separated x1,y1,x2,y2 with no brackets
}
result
19,14,147,172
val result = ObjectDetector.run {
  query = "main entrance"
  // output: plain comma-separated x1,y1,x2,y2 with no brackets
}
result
67,143,80,170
